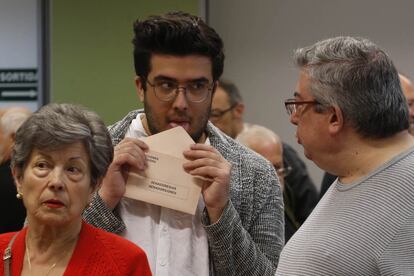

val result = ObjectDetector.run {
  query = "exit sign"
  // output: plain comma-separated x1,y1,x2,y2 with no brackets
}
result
0,69,38,101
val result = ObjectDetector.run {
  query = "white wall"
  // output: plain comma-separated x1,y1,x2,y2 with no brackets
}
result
209,0,414,190
0,0,39,111
0,0,38,68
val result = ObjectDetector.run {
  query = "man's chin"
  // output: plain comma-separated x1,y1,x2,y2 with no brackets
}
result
303,148,313,161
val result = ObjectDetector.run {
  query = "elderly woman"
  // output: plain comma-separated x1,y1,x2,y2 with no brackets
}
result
0,103,151,276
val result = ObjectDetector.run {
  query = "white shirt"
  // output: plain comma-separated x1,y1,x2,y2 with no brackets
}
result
121,114,209,276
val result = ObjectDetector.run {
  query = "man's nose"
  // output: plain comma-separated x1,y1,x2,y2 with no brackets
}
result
290,112,299,125
172,89,189,110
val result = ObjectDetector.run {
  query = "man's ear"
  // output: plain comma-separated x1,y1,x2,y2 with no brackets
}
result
233,103,245,119
135,76,145,102
328,105,344,135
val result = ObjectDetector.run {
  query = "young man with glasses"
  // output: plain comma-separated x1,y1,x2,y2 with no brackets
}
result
276,36,414,275
83,12,283,276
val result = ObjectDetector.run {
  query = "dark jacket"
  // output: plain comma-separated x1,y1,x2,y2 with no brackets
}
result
0,160,26,234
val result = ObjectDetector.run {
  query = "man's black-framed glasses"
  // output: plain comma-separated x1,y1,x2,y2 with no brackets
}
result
284,98,320,116
210,103,237,119
146,79,214,103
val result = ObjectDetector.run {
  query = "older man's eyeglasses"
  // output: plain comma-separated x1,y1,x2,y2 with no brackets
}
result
147,79,214,103
210,103,237,119
284,99,320,116
274,164,293,178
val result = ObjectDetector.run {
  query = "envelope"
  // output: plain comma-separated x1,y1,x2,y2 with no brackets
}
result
124,127,204,215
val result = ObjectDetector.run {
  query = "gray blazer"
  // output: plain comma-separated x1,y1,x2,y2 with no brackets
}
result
83,109,284,276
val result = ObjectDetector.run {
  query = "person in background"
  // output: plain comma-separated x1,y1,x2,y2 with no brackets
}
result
276,36,414,275
319,73,414,198
210,79,245,139
237,124,303,242
83,12,283,276
210,79,318,231
0,106,32,233
0,103,151,275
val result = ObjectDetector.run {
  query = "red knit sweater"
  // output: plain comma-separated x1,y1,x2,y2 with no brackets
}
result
0,221,152,276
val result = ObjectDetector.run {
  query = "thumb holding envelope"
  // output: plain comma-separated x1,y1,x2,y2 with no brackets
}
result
99,137,149,210
183,143,232,224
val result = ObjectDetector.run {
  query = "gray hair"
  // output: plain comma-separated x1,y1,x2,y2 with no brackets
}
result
237,124,281,147
218,79,243,106
0,107,32,135
294,36,408,138
11,103,113,187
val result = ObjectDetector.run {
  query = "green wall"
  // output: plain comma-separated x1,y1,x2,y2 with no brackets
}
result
51,1,198,124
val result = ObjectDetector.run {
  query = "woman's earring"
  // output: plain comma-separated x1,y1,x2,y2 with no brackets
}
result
16,192,22,199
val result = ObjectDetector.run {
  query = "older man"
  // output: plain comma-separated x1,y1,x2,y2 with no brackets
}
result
210,79,245,138
319,73,414,198
276,36,414,275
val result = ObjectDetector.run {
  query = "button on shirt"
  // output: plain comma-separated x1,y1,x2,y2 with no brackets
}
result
122,114,209,276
